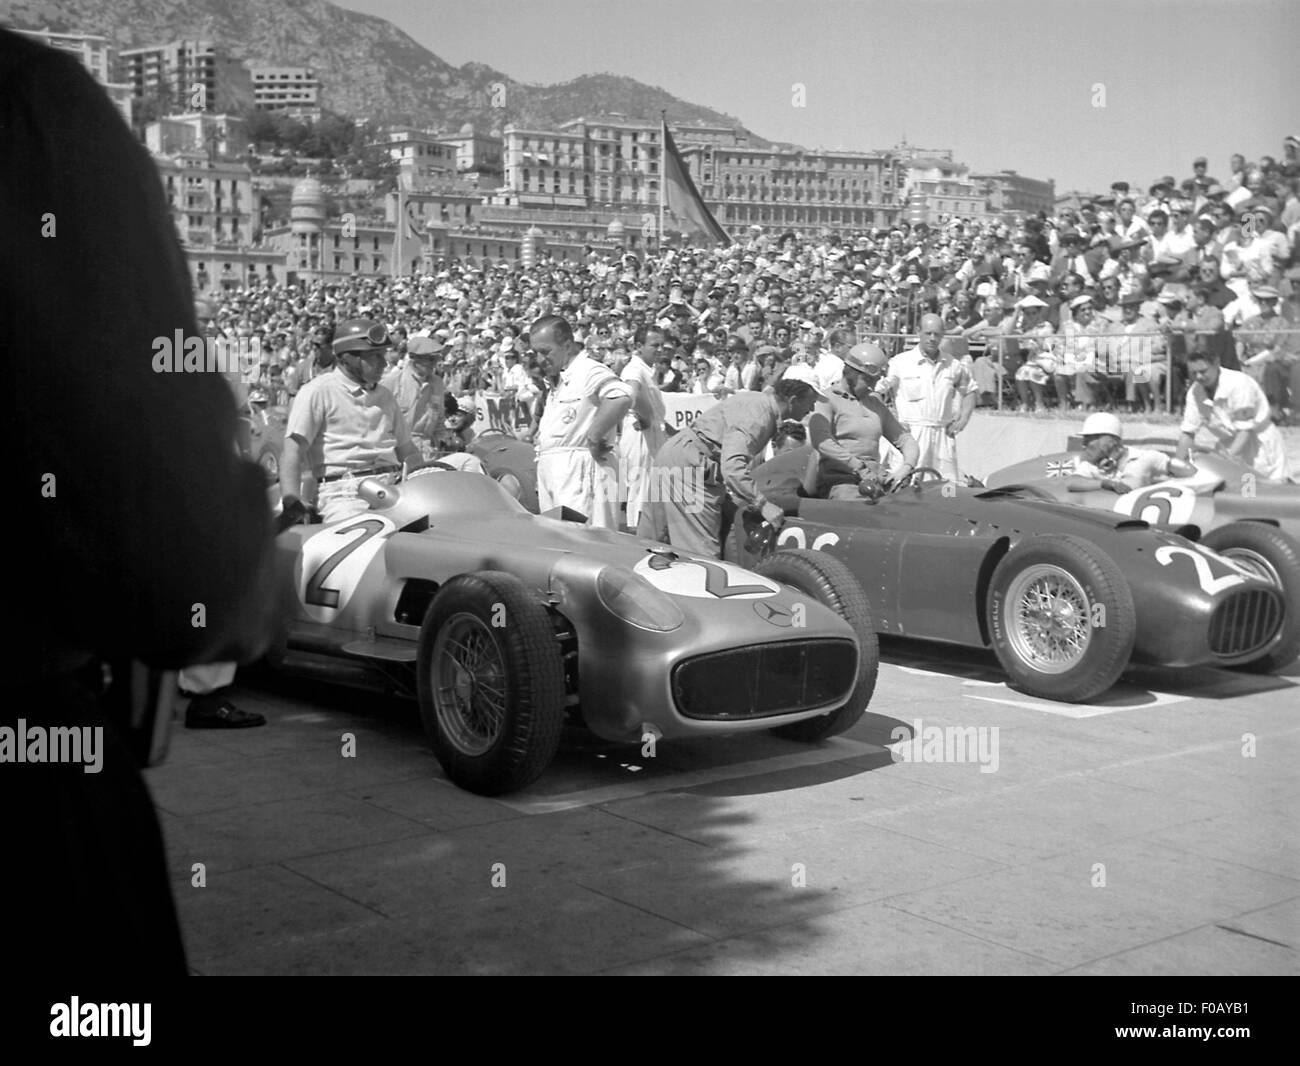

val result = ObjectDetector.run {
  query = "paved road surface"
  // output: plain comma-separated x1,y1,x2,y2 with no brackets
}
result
147,641,1300,975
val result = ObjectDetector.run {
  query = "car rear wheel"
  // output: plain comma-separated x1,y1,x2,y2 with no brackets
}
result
416,571,566,795
987,534,1136,703
1201,522,1300,673
752,549,878,740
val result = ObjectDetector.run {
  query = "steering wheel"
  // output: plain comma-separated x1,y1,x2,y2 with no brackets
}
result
890,466,946,492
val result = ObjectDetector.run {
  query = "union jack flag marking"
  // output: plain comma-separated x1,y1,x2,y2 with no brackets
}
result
1045,460,1074,478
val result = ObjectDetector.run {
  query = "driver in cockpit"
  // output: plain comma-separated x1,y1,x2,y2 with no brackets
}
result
808,342,919,499
1065,412,1197,495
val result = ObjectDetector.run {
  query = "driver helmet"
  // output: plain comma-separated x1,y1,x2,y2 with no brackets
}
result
332,318,390,356
843,342,888,375
1080,412,1123,439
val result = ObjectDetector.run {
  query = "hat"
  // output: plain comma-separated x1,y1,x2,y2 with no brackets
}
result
455,396,477,415
1204,184,1228,199
406,336,445,357
1017,295,1048,309
1157,285,1189,305
1068,293,1095,310
1119,290,1144,306
1082,412,1123,438
754,345,780,359
1110,181,1131,192
1193,157,1207,166
779,363,828,400
1251,285,1280,300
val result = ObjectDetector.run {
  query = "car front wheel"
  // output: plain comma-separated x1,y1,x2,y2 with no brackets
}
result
417,571,566,795
986,534,1136,703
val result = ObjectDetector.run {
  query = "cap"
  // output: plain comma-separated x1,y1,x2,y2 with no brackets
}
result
1017,295,1048,309
406,336,445,357
779,363,828,400
455,395,477,415
1251,285,1280,300
1069,293,1095,310
1120,290,1145,306
1081,412,1123,438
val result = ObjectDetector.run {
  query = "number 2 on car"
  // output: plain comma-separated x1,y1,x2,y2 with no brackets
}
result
300,517,397,615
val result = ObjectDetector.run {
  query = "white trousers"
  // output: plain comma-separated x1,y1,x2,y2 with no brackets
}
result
617,424,666,528
911,423,961,483
537,449,620,529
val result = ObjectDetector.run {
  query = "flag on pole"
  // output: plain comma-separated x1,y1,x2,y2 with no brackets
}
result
661,120,730,246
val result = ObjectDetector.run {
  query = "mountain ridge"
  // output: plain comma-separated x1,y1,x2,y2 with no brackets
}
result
0,0,770,141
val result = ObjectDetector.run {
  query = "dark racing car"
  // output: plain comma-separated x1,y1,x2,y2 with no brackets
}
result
728,448,1296,703
269,469,877,795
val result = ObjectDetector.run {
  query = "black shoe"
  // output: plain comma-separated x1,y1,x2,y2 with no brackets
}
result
185,697,266,729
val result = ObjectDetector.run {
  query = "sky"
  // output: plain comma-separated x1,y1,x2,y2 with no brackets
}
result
339,0,1298,193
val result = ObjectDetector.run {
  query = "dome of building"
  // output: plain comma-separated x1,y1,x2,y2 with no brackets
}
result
290,178,326,233
460,122,474,135
606,218,625,238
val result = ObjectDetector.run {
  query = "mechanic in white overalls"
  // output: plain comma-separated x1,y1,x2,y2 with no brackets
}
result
530,314,632,528
618,325,669,528
881,313,978,483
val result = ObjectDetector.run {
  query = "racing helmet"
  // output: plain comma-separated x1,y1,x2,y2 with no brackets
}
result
332,318,390,356
1080,412,1123,439
843,342,888,375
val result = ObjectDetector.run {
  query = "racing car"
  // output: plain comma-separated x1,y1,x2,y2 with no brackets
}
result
269,469,877,795
986,451,1300,540
467,430,539,512
728,448,1295,703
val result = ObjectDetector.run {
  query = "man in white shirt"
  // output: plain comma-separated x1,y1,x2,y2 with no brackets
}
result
617,326,670,529
530,314,633,527
281,318,426,526
814,327,854,395
881,314,979,482
1175,350,1291,481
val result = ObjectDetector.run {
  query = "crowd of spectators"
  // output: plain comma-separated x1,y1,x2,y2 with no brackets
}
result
218,139,1300,428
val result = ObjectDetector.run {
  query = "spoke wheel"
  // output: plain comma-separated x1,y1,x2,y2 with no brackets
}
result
987,534,1136,703
416,571,566,794
1003,564,1093,674
431,612,509,756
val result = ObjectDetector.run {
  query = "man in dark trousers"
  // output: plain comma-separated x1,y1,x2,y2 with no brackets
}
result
2,28,280,978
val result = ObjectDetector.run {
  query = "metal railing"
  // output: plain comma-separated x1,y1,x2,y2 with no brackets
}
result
850,329,1300,412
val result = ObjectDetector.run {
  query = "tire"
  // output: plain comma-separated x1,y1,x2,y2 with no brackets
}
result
986,534,1136,703
1201,522,1300,673
416,571,566,795
752,549,878,740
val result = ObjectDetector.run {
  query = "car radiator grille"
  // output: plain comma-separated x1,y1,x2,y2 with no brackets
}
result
1209,589,1284,658
672,639,858,721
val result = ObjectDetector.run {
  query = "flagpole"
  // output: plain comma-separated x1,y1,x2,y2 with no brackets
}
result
659,112,666,255
391,185,403,277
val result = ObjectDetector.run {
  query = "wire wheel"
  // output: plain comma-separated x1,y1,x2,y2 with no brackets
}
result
1003,564,1093,674
431,612,508,756
1218,547,1279,586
